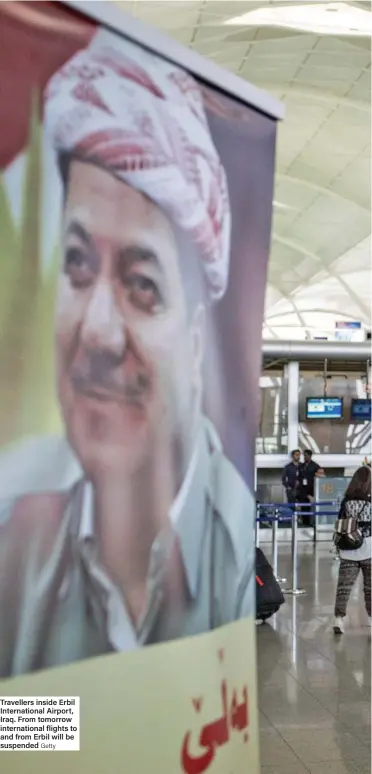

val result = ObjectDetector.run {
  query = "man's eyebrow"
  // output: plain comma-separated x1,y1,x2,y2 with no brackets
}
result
65,220,92,246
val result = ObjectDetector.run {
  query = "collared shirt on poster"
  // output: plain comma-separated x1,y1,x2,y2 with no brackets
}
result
0,416,254,675
73,440,200,651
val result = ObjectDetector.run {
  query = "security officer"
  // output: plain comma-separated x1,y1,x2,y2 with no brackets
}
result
281,449,302,507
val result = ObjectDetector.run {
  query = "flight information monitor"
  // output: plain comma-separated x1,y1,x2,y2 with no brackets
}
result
351,399,372,421
306,397,343,420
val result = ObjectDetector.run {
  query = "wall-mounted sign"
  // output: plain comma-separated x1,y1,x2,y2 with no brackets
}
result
335,321,364,342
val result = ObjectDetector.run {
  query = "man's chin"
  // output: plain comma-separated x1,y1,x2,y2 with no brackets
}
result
75,440,148,482
66,411,150,480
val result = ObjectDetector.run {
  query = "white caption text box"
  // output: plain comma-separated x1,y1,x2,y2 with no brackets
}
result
0,697,80,751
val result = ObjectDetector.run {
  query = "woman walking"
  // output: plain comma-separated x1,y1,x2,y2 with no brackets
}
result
334,465,371,634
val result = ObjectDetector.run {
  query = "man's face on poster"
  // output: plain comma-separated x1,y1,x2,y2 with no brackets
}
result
55,160,204,479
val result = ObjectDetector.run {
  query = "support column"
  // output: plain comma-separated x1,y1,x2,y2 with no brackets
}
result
286,361,299,453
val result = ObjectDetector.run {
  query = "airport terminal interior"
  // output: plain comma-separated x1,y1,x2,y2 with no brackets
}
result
0,1,370,772
116,1,372,772
257,543,371,774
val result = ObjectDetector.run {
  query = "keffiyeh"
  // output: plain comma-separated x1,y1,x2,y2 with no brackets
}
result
44,33,231,302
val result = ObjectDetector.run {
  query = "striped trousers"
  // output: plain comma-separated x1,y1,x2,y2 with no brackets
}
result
335,557,371,618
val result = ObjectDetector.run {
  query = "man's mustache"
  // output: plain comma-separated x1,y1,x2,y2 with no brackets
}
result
70,362,151,404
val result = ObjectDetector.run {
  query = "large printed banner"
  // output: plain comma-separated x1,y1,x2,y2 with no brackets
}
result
0,1,277,771
1,618,259,772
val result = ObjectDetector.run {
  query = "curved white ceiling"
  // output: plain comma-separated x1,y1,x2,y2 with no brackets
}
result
116,0,371,340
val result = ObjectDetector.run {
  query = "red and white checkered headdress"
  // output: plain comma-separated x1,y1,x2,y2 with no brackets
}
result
44,32,231,302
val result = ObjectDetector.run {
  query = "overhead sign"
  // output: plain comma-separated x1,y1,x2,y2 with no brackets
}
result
335,321,364,342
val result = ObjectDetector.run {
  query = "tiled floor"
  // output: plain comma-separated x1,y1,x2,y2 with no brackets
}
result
257,542,371,774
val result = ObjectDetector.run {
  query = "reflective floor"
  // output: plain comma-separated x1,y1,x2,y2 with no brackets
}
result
257,543,371,774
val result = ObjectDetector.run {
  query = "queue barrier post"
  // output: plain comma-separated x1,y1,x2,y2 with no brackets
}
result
257,500,339,592
271,509,287,587
272,510,278,577
284,508,306,596
255,502,260,548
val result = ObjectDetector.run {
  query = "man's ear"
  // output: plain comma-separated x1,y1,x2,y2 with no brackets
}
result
190,304,205,390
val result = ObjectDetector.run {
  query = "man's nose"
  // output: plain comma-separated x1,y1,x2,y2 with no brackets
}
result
81,281,126,360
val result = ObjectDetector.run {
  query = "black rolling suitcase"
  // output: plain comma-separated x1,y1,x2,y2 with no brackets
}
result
256,547,285,622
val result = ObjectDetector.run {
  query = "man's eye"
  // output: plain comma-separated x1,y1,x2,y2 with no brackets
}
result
126,275,162,311
64,248,93,288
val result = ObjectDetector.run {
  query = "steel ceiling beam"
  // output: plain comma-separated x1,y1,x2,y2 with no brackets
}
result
262,340,371,361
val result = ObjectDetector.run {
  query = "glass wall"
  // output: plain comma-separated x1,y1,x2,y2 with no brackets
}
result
299,373,371,454
256,370,288,454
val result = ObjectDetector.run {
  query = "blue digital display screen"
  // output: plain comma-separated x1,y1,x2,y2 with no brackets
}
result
306,397,343,420
351,399,372,421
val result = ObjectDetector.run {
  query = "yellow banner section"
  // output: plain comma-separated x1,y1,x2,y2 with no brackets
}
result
0,617,259,774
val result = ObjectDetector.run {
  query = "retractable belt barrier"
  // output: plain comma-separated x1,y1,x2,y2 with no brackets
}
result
256,501,339,596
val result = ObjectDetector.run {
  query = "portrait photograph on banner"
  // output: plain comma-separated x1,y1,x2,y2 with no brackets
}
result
0,1,280,771
0,0,277,677
0,2,282,774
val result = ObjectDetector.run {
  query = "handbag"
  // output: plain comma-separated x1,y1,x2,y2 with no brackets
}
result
333,499,367,551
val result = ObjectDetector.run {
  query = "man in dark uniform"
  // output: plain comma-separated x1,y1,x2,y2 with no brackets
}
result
281,449,301,508
299,450,324,525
